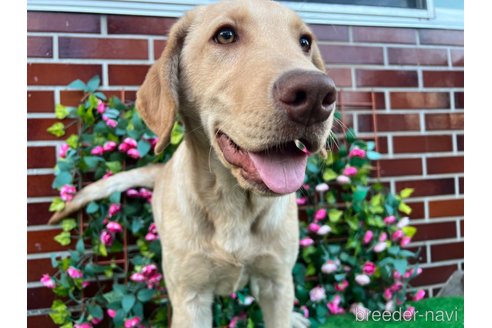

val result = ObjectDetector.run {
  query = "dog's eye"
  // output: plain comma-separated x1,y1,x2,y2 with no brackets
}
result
214,27,237,44
299,35,312,52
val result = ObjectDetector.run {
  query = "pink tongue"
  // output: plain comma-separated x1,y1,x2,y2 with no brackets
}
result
249,151,308,194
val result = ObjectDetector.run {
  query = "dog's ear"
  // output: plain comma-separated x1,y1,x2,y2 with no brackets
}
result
136,12,195,154
311,41,326,72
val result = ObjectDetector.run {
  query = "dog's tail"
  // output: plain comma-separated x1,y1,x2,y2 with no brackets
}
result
48,164,165,224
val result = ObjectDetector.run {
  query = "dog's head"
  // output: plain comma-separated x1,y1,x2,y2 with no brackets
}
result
137,0,336,195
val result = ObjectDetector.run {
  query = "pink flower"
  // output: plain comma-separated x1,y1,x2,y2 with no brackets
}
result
299,237,314,247
391,281,403,292
108,203,121,217
413,289,426,301
141,264,158,277
127,148,140,159
349,147,366,158
363,230,373,244
91,145,104,156
106,221,122,233
230,293,237,299
300,305,309,318
74,323,93,328
148,224,158,235
145,232,159,241
379,232,388,242
119,143,130,152
337,175,351,184
363,261,376,275
384,215,396,224
397,217,410,229
308,223,320,233
405,267,423,278
126,189,140,197
103,141,117,152
392,230,404,241
40,274,55,289
315,183,329,192
317,225,331,235
335,280,349,291
100,230,113,246
91,316,102,325
124,317,141,328
384,288,393,300
123,137,138,148
327,295,345,314
146,273,163,289
82,281,90,288
67,266,83,279
139,188,152,199
130,273,146,282
350,303,369,320
314,208,327,221
322,260,338,274
373,241,387,253
60,184,77,202
385,300,395,312
400,236,412,247
296,197,307,205
59,143,70,158
103,171,113,179
403,306,415,320
343,166,358,177
107,309,117,318
393,271,402,280
105,119,118,128
355,274,370,286
309,286,326,302
97,100,106,114
240,296,255,306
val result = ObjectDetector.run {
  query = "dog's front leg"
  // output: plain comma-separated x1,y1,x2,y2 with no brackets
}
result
167,287,214,328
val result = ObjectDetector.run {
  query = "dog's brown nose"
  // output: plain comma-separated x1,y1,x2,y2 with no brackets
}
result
273,70,336,126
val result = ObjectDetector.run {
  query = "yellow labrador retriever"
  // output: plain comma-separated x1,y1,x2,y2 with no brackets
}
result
49,0,336,326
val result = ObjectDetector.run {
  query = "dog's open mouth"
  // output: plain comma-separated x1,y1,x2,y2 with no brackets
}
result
216,132,310,194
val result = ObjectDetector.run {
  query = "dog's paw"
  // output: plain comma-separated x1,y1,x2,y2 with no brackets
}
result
291,312,310,328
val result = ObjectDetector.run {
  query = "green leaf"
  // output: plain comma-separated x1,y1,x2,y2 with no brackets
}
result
170,122,184,145
83,156,102,169
137,288,155,302
49,197,65,212
393,259,408,275
76,238,85,253
60,323,73,328
402,226,417,238
99,243,107,256
122,294,136,313
353,186,369,202
87,304,103,320
54,231,71,246
328,209,343,223
322,169,337,182
61,218,77,231
137,140,151,157
49,300,71,324
47,122,66,137
399,202,412,215
86,201,99,214
109,191,121,204
55,104,69,119
367,150,381,160
52,171,73,189
400,188,414,199
66,135,79,148
67,79,86,90
86,75,101,92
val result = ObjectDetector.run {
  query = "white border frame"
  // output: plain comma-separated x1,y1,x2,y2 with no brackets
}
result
27,0,463,30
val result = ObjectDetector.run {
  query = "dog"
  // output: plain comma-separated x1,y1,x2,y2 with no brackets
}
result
49,0,336,326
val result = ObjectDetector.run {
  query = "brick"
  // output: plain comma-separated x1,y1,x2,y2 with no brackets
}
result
154,40,167,59
377,158,422,177
108,15,176,35
358,113,420,132
425,113,464,131
393,135,453,153
27,286,57,310
27,315,58,328
353,26,416,44
427,156,463,174
429,199,464,218
411,265,457,287
59,37,148,59
419,29,464,46
108,65,150,86
407,245,427,264
331,113,354,135
27,36,53,58
356,70,418,87
27,174,57,197
460,219,464,237
456,134,464,151
328,68,351,87
454,92,464,109
28,63,102,86
27,229,69,254
27,258,56,282
412,222,456,242
459,177,464,195
388,48,448,66
310,25,349,41
319,45,384,64
27,12,100,33
431,242,464,262
338,91,385,110
407,201,425,220
395,178,455,197
27,91,54,113
27,118,78,141
360,136,388,154
451,49,464,67
390,92,450,109
27,202,52,226
423,71,464,88
27,146,56,169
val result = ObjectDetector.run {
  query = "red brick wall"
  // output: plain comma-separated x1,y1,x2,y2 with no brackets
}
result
27,12,464,324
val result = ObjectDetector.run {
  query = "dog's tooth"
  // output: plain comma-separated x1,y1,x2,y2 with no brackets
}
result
294,139,307,152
